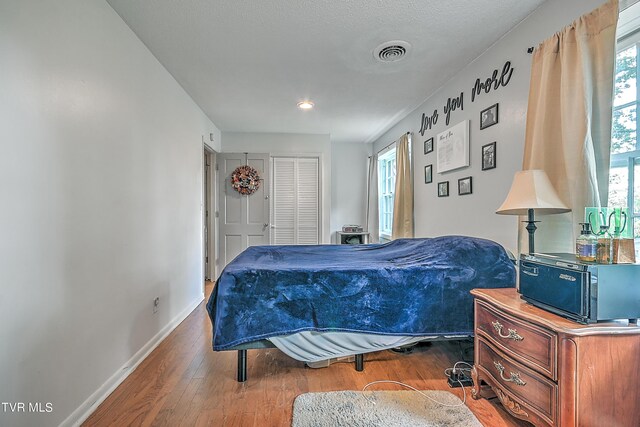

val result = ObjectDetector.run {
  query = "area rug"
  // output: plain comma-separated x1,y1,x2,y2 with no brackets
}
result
292,390,482,427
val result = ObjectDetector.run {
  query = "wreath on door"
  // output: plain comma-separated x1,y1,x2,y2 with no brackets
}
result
231,165,261,195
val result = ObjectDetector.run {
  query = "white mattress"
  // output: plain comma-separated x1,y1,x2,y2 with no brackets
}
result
267,331,442,363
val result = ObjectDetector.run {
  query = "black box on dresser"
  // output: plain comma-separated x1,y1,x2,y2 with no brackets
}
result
519,252,640,324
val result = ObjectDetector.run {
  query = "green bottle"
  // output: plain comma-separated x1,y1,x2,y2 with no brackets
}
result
596,225,613,264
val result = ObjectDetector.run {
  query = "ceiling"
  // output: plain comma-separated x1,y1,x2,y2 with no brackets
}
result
106,0,546,144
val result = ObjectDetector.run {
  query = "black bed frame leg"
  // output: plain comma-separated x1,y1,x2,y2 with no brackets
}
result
355,353,364,372
237,349,247,382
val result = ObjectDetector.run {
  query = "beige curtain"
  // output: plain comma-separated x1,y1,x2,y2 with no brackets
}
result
521,0,618,253
366,154,380,243
392,133,414,239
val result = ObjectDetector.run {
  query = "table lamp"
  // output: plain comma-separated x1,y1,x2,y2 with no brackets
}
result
496,169,571,254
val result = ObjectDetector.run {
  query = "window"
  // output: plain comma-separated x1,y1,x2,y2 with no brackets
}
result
610,14,640,258
378,147,396,240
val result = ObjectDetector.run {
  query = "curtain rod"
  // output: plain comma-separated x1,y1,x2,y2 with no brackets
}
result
376,131,411,155
527,0,636,54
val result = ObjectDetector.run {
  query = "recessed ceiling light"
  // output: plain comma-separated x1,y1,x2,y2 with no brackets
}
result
297,101,314,110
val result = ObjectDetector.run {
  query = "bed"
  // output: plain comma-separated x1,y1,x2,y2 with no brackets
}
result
206,236,516,381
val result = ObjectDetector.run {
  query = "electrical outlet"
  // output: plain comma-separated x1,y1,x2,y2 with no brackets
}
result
153,297,160,314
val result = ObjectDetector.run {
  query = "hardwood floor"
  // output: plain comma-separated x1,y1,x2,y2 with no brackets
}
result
83,281,528,426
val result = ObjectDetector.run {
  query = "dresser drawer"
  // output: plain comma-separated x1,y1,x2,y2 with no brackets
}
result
476,299,557,379
477,338,558,425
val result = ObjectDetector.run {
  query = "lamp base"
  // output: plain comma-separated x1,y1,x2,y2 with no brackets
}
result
523,209,539,254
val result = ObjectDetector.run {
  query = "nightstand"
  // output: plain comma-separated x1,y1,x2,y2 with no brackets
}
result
336,231,369,245
471,288,640,427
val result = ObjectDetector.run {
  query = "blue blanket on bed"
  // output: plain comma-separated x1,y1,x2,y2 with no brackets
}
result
207,236,515,350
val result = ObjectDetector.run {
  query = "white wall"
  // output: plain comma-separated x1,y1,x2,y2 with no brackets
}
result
221,132,333,243
0,1,220,426
331,142,371,243
371,0,604,254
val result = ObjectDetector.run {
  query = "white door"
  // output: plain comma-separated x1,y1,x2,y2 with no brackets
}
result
271,157,319,245
217,153,270,270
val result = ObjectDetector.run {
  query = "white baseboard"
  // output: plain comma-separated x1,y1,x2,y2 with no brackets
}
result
59,293,205,427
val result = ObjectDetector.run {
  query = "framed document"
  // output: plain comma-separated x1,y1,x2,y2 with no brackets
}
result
437,120,469,174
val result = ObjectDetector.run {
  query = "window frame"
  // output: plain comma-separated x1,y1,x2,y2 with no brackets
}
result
612,22,640,247
378,145,396,241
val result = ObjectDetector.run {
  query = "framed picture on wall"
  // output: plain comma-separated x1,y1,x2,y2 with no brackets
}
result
480,103,499,130
481,141,497,170
436,120,469,173
437,181,449,197
424,164,433,183
424,137,434,154
458,176,472,195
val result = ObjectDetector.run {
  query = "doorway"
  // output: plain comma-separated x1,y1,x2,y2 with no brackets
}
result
203,147,217,282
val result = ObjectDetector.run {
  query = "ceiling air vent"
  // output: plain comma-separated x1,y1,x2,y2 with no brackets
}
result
374,40,411,62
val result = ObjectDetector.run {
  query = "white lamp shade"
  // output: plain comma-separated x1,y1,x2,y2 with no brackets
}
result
496,170,570,215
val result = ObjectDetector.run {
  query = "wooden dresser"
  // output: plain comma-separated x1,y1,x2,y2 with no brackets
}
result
471,288,640,427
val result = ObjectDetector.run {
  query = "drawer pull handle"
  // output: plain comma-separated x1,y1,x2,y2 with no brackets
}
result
492,321,524,341
493,361,527,386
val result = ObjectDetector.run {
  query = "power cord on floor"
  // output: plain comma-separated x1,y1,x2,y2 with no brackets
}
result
361,377,467,408
456,339,475,364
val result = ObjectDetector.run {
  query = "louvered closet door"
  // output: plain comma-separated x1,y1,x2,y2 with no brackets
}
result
272,158,296,244
272,157,319,245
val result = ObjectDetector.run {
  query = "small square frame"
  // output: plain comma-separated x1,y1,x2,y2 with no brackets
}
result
424,164,433,184
458,176,472,195
480,103,499,130
481,141,497,171
437,181,449,197
424,137,434,154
